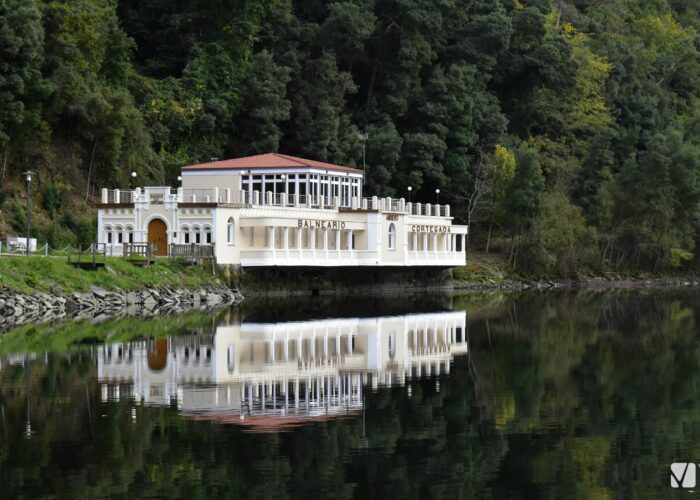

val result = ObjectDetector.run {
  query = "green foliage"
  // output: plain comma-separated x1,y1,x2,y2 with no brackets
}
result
2,0,700,274
9,201,27,233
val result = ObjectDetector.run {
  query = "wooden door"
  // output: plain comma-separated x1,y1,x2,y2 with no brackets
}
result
148,219,168,256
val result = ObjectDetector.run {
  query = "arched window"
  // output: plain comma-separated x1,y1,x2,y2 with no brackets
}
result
388,223,396,250
115,225,123,244
126,226,134,244
227,218,235,245
227,345,235,373
181,226,190,244
105,225,113,244
193,226,201,244
204,226,212,244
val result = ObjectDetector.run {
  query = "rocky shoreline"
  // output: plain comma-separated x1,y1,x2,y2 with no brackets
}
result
0,285,244,330
454,276,700,291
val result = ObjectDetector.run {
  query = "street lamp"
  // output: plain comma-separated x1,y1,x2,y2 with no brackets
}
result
407,186,412,203
131,171,137,189
23,171,34,255
435,188,440,204
177,175,182,183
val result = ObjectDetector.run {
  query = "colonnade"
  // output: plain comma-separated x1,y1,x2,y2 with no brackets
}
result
264,226,355,252
407,231,466,253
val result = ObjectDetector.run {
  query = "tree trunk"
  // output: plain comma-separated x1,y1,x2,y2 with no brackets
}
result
508,231,516,267
85,141,97,202
1,146,9,184
485,223,492,253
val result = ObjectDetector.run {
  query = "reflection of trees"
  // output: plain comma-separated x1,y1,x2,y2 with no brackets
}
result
1,290,700,498
469,290,700,499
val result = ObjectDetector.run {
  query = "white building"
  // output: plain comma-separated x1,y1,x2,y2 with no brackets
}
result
97,153,468,267
97,311,468,429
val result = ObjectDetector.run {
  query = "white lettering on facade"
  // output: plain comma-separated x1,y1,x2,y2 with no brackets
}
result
410,224,451,234
298,219,347,230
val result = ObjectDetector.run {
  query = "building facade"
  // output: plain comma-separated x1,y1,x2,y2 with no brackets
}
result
97,153,469,267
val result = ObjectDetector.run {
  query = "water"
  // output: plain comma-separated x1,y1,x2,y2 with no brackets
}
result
1,289,699,499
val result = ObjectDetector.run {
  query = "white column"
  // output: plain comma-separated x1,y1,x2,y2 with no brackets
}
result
311,228,317,256
433,233,438,258
347,230,353,250
284,227,289,260
412,232,418,254
423,233,428,255
297,227,303,258
323,228,328,257
335,228,340,255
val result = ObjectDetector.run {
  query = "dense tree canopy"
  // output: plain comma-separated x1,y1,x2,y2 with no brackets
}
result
2,0,700,274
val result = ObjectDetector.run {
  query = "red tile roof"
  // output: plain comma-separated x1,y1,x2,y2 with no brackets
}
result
181,153,362,173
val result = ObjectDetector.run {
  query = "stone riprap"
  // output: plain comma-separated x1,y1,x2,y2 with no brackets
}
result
0,286,243,330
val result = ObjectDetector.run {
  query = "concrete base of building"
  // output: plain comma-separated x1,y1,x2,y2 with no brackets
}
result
220,265,455,295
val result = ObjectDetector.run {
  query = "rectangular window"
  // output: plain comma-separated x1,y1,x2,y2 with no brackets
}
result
107,232,112,244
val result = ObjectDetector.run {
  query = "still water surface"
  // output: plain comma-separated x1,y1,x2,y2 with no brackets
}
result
0,290,698,498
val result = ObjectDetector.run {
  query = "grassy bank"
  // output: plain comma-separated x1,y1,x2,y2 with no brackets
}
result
0,257,221,294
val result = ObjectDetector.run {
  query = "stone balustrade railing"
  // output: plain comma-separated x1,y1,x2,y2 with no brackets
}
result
101,188,451,217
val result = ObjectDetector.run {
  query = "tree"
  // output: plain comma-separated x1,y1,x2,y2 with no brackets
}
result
0,0,45,181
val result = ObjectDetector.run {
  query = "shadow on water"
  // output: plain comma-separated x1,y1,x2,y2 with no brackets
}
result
1,288,699,498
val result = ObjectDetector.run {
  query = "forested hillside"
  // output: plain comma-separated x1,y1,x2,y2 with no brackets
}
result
2,0,700,275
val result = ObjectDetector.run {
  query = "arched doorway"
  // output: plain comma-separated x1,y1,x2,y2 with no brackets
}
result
147,338,168,371
148,219,168,256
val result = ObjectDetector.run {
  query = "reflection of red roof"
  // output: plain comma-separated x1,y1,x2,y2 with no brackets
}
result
182,411,361,433
181,153,362,173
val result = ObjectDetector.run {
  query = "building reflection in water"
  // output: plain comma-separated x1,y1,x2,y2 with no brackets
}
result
98,311,468,432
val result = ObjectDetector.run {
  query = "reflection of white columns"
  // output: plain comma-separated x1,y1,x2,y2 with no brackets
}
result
323,327,329,359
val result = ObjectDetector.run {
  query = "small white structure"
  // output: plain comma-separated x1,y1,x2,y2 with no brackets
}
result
5,236,37,253
97,153,468,267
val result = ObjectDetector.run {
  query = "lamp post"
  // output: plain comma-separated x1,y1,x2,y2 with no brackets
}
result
435,188,440,204
23,171,33,255
177,175,182,183
131,171,137,189
407,186,412,203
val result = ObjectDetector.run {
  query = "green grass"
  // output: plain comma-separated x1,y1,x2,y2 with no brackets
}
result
0,256,221,294
453,252,516,285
